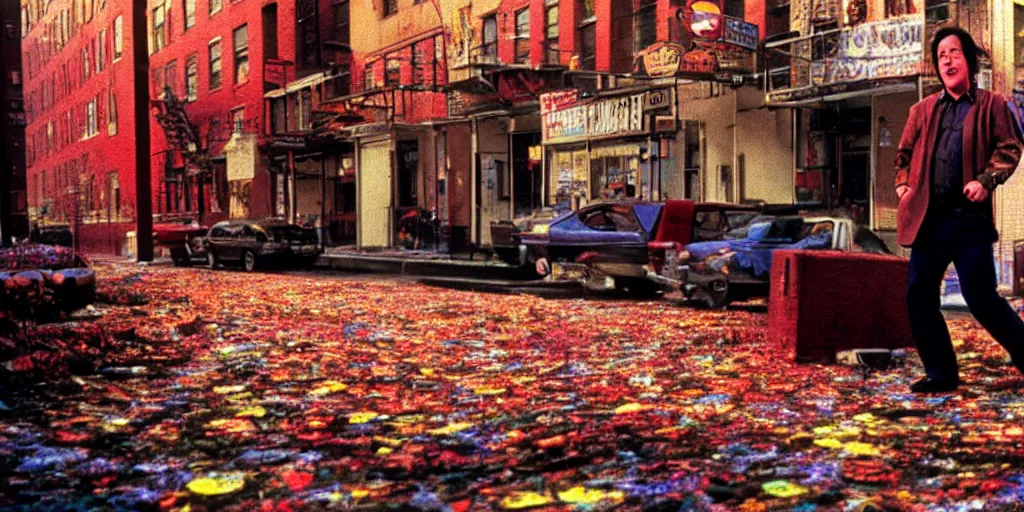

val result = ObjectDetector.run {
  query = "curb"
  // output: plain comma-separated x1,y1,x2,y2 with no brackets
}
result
315,254,537,281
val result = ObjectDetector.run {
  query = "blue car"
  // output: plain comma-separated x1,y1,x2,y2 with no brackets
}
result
675,216,891,307
519,199,760,296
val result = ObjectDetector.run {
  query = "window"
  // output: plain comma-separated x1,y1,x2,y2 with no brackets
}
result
515,8,530,64
82,47,91,80
97,30,106,72
86,97,97,138
545,1,559,65
724,0,743,18
581,205,640,232
299,89,312,130
185,0,196,29
22,7,29,38
152,5,166,52
271,97,286,134
234,25,249,84
925,0,949,23
331,1,350,44
385,56,400,86
186,54,198,101
364,61,375,90
634,0,656,54
482,15,498,62
383,0,397,17
232,107,244,134
297,0,319,69
114,16,123,60
209,39,222,89
210,0,222,16
107,89,117,135
165,60,177,97
326,67,350,98
578,0,596,70
107,171,120,219
263,4,279,60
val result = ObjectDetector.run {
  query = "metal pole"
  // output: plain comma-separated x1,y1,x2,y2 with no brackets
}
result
133,0,153,261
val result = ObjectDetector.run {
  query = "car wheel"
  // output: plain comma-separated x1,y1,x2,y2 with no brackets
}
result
242,250,257,272
207,250,218,270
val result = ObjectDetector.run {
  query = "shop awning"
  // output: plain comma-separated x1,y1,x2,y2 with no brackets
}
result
765,81,919,108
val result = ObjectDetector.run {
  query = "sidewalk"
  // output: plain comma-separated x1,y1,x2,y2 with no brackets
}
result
315,245,536,281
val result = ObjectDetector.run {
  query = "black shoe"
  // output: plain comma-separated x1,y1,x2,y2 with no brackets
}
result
909,376,959,394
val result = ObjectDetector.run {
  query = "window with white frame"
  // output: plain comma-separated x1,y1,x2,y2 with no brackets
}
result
185,0,196,29
153,5,166,51
515,8,530,64
186,54,198,101
107,89,117,135
114,16,123,60
86,97,98,138
234,25,249,84
209,38,222,89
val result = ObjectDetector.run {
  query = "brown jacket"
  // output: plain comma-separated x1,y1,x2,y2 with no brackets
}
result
894,89,1022,247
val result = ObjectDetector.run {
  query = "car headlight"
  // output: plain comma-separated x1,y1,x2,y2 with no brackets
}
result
531,224,550,234
679,250,691,262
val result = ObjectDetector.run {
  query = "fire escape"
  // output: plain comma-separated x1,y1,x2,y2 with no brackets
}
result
151,88,215,219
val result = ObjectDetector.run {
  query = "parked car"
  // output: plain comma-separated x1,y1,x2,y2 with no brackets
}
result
205,220,322,272
30,225,73,248
153,220,208,267
519,199,760,296
490,207,568,266
653,215,892,308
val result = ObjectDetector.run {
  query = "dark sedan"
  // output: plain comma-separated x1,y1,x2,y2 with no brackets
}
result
205,220,322,272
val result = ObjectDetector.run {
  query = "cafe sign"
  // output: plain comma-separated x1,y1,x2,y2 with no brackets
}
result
542,93,647,143
642,43,684,78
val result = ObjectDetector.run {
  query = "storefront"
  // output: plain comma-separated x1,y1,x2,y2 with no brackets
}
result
540,89,674,209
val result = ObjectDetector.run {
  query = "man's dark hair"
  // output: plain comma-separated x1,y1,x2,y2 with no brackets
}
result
930,26,979,80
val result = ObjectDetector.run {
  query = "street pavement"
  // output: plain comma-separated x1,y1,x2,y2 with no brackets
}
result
2,262,1024,510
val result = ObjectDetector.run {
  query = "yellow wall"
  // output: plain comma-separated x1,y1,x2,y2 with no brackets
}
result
676,83,735,203
349,0,447,57
736,87,794,204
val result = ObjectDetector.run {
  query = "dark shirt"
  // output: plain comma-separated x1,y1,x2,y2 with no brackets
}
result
930,89,973,209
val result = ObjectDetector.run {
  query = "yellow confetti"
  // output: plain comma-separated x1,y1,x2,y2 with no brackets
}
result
428,422,474,435
853,413,881,424
813,438,843,449
614,403,652,415
419,368,435,376
205,419,256,433
557,486,625,505
106,418,130,427
500,492,554,509
474,387,506,396
761,480,809,498
309,381,348,396
213,385,246,395
351,489,370,499
234,406,266,418
187,473,246,496
373,436,404,447
349,411,379,424
376,447,393,456
843,441,880,456
812,425,835,435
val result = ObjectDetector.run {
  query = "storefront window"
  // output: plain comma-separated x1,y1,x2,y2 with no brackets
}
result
548,147,588,208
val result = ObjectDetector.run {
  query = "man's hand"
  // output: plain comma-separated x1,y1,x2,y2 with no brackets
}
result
896,185,909,200
963,181,990,202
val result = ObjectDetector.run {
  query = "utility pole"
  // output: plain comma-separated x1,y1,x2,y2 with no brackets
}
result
133,0,154,261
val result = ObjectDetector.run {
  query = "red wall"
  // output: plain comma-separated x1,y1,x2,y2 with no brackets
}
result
148,0,285,220
22,0,139,248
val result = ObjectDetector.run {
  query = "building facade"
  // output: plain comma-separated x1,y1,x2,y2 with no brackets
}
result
21,0,139,254
2,0,29,244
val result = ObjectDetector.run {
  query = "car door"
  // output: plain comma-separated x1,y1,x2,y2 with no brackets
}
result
208,224,229,259
222,224,243,261
576,204,648,263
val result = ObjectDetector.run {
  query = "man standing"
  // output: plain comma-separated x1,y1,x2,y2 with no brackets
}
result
895,26,1024,393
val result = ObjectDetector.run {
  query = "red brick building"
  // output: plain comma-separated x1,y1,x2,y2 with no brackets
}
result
21,0,139,254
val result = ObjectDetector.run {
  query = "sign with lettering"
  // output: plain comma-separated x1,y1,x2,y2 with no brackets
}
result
540,90,579,116
642,43,684,78
542,94,647,143
643,88,674,112
680,50,719,75
723,17,758,51
689,0,723,40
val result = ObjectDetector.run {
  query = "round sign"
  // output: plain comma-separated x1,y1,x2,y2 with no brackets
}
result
689,1,723,39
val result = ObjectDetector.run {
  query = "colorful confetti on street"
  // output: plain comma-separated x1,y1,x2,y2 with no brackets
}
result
2,262,1024,511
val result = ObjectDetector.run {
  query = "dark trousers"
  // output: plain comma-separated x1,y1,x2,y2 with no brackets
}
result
907,212,1024,380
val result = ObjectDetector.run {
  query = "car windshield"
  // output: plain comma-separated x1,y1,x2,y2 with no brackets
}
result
266,225,316,243
725,215,774,239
